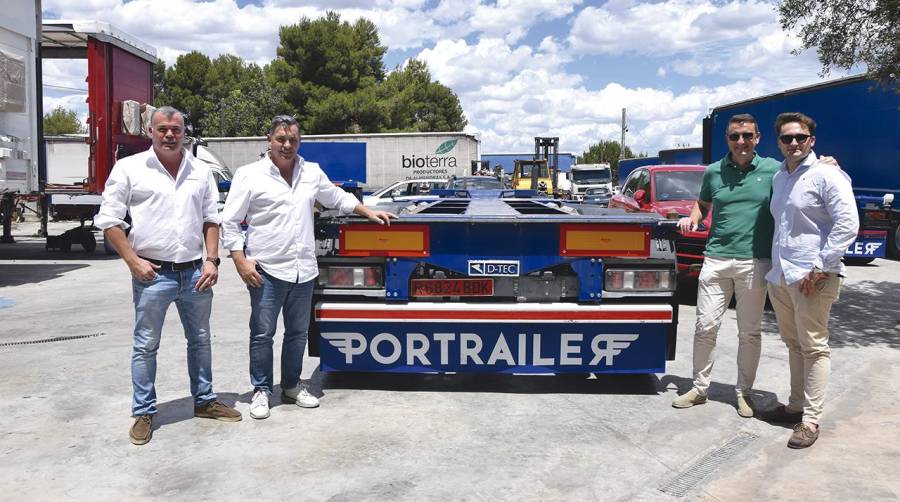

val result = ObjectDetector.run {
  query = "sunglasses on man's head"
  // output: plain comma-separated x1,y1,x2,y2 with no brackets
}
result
727,132,755,141
779,134,811,145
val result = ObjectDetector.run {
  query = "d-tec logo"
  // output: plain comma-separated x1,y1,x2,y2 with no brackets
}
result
468,260,520,276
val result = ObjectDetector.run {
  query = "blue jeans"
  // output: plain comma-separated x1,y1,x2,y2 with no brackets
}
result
131,266,216,416
248,271,314,394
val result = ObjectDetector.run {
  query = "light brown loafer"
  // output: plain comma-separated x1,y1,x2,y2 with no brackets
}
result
788,422,819,449
194,400,242,422
672,388,707,409
129,415,153,445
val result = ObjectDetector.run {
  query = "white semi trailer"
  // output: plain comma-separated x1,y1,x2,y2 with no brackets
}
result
0,3,40,240
204,132,480,192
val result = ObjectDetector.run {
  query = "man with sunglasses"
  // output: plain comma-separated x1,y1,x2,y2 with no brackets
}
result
763,112,858,449
222,115,396,420
672,114,781,418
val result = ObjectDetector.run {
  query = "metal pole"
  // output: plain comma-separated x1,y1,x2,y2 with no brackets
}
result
620,108,626,160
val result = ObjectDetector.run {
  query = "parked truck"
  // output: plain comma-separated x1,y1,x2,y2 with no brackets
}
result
703,75,900,260
308,192,680,374
0,4,40,241
568,163,613,200
1,13,230,251
204,132,479,192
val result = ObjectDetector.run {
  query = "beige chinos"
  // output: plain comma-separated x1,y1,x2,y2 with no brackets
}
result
692,256,770,398
766,275,841,424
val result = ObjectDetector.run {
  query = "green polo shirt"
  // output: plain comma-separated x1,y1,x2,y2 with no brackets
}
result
699,153,780,259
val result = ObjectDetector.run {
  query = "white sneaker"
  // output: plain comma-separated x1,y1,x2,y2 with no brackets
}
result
249,390,270,419
282,386,320,408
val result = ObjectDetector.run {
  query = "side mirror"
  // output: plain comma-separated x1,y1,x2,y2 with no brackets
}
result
634,189,646,203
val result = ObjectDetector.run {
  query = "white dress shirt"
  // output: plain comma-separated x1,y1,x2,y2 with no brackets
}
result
96,148,221,262
221,155,360,283
766,151,859,286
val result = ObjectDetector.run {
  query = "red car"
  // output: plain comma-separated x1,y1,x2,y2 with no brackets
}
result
609,165,711,279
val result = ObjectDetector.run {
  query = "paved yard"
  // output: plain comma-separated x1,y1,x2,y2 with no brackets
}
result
1,222,898,501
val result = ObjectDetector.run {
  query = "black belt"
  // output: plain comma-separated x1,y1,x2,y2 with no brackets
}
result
140,256,202,271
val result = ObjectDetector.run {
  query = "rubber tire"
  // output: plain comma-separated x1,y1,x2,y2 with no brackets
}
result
890,222,900,260
81,232,96,253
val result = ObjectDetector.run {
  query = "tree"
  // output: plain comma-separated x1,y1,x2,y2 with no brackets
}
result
270,11,388,131
43,106,84,135
201,78,288,137
152,59,166,100
378,59,467,132
779,0,900,88
577,140,643,181
155,51,213,134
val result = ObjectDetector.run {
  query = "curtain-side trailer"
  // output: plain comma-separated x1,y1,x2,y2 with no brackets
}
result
703,75,900,260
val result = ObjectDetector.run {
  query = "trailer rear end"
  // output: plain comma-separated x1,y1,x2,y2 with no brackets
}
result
310,196,679,374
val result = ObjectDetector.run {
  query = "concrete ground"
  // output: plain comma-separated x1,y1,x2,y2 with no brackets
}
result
1,221,898,501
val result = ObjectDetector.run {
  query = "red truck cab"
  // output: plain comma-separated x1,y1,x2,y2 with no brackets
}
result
609,165,710,279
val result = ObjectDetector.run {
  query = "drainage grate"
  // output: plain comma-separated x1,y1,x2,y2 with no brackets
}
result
658,432,759,497
0,332,105,348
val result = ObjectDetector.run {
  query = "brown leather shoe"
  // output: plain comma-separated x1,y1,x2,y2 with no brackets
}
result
788,422,819,449
194,400,242,422
129,415,153,445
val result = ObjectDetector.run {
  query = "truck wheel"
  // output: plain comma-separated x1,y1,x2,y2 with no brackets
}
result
890,222,900,260
82,232,96,253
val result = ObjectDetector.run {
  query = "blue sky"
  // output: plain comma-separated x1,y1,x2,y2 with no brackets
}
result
41,0,855,157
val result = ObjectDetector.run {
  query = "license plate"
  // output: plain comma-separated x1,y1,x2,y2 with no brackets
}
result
411,279,494,297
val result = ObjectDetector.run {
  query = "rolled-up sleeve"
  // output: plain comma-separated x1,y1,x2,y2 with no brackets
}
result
221,169,251,251
202,169,222,225
817,169,859,271
315,170,361,215
95,164,131,230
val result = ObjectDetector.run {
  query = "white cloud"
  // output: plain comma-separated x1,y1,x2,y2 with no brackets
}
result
37,0,857,162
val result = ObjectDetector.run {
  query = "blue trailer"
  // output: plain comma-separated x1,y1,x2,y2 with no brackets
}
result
658,148,703,166
703,75,900,260
617,157,659,186
308,194,680,374
483,152,577,174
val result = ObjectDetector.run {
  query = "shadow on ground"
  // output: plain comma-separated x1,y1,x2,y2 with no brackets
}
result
321,367,662,395
0,239,117,262
0,263,89,287
658,373,781,413
760,279,900,349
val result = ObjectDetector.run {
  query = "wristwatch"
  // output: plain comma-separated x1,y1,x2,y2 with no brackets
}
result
206,256,221,267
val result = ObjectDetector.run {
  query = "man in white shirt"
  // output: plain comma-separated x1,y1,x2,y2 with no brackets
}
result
222,115,396,419
763,112,859,449
98,106,242,446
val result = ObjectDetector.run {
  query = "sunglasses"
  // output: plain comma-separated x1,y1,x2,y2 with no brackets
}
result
727,132,756,141
779,134,811,145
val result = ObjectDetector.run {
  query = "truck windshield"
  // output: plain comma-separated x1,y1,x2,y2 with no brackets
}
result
572,169,611,184
451,177,503,189
653,171,704,201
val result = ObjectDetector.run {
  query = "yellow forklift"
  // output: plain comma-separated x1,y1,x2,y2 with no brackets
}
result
511,137,560,196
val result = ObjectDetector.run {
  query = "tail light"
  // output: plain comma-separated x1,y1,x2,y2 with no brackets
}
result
604,269,674,292
317,266,383,288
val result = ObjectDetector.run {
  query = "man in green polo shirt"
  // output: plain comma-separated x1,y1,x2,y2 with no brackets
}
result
672,113,779,417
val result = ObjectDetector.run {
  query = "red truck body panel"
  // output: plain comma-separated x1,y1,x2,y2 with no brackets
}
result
85,38,152,193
